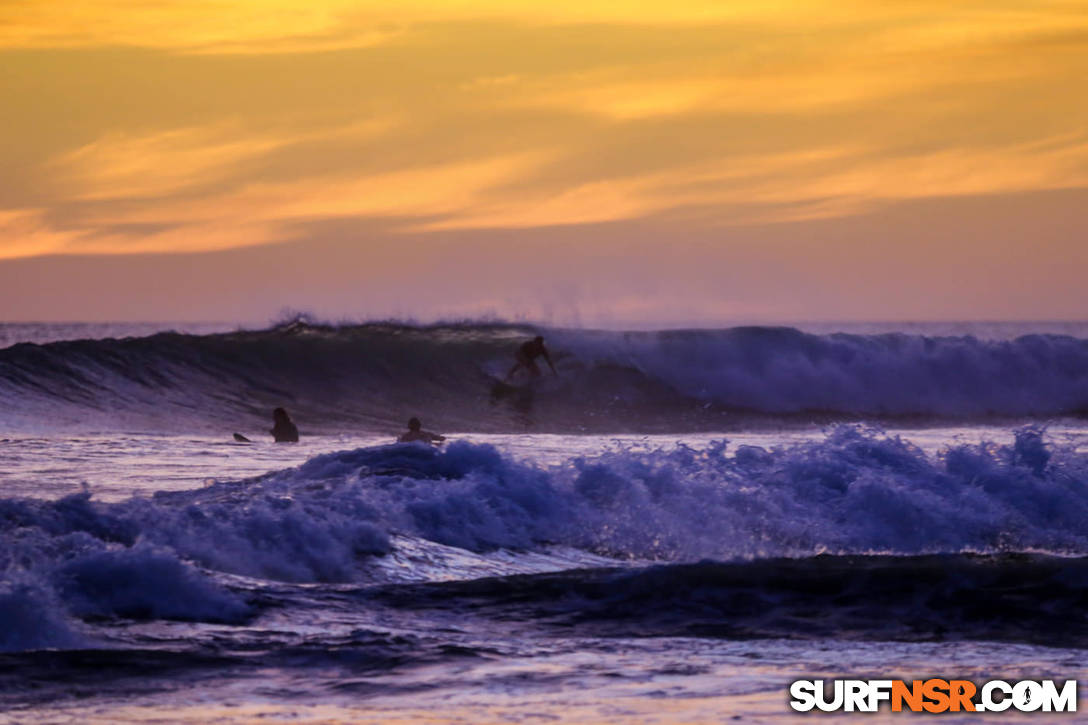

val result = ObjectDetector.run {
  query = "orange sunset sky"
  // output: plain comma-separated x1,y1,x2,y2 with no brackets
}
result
1,1,1086,324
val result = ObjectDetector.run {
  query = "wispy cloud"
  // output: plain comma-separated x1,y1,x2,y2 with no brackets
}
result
50,125,290,200
422,137,1088,230
5,1,1084,53
4,151,551,258
1,2,1086,261
0,209,83,258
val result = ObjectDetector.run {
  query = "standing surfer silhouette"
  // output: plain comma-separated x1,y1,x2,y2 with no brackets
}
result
271,407,299,442
505,336,557,381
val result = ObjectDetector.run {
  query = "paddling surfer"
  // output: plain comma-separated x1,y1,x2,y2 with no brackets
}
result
398,417,445,445
271,407,300,442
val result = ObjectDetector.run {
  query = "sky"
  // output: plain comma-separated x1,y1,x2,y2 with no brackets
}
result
1,0,1086,325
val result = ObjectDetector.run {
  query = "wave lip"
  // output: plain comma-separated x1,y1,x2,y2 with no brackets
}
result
56,545,251,623
2,322,1088,432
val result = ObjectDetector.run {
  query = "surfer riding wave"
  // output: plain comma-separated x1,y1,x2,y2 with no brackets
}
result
505,336,557,381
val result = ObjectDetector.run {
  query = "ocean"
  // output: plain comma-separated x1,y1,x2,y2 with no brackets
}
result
1,320,1087,723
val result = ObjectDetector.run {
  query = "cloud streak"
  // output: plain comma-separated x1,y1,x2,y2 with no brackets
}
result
0,1,1086,269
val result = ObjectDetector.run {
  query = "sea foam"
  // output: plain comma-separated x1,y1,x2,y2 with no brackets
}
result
3,427,1087,651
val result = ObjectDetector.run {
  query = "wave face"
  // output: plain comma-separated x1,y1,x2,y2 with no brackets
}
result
372,554,1088,647
3,427,1088,650
2,322,1088,433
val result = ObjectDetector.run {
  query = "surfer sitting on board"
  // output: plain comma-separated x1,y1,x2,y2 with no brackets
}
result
398,417,445,445
271,407,300,442
505,336,557,380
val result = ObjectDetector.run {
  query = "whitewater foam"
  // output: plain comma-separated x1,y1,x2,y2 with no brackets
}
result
3,426,1088,652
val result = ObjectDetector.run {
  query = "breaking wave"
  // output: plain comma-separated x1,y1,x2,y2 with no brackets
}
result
3,426,1088,650
1,322,1088,433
